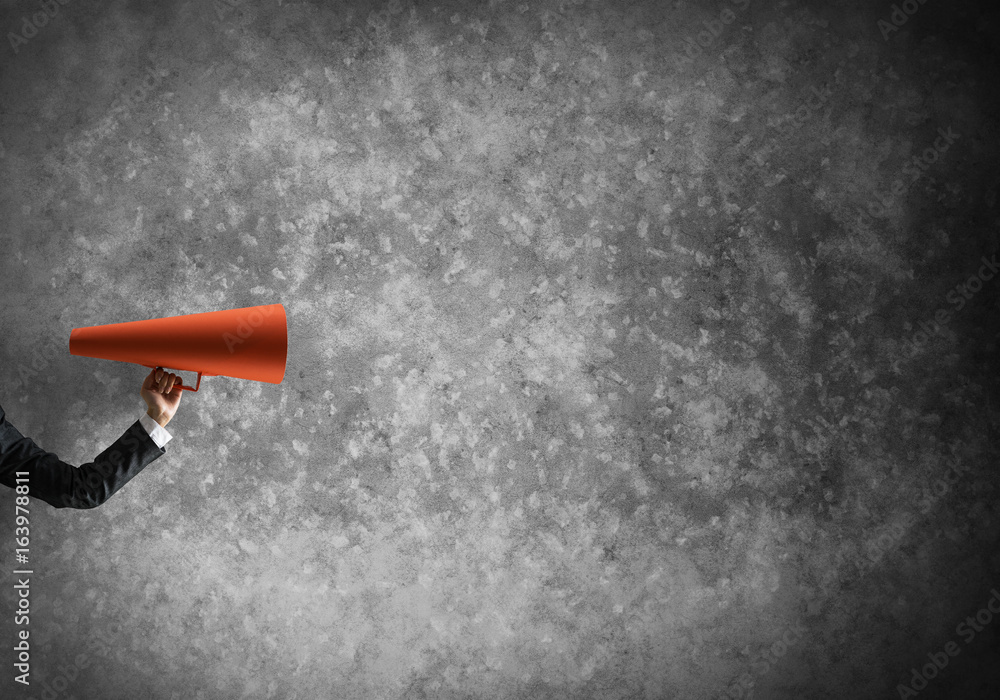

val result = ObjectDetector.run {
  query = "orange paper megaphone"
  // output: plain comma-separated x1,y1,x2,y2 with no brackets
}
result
69,303,287,391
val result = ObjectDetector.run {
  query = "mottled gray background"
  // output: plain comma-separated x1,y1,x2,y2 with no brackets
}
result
1,0,999,698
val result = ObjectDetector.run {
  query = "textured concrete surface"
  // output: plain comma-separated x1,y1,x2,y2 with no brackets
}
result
1,0,999,698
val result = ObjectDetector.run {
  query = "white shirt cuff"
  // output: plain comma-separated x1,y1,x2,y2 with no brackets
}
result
139,412,172,449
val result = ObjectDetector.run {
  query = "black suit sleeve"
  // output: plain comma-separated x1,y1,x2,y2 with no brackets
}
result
0,403,165,509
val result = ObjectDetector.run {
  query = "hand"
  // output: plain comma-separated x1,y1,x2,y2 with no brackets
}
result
140,368,183,428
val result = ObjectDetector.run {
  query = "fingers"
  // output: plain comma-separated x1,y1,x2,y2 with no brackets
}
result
160,371,175,393
152,368,180,393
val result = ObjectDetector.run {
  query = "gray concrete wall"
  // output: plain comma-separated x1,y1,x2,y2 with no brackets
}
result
1,0,999,698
